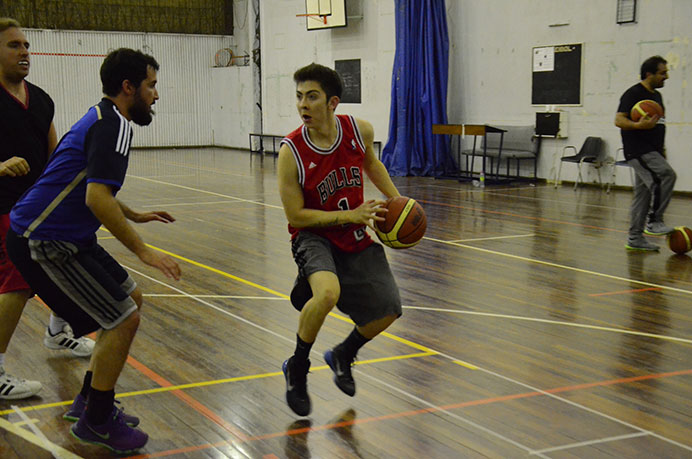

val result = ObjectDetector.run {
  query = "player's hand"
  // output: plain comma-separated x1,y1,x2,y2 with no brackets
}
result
0,157,30,177
636,114,659,130
137,247,181,280
352,199,387,230
131,210,175,224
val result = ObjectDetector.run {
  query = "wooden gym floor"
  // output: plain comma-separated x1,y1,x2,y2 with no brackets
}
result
1,148,691,458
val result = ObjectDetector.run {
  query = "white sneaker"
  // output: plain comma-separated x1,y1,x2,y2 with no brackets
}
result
44,325,95,357
0,367,42,400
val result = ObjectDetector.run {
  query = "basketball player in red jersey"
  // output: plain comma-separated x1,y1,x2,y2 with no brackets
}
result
278,63,403,416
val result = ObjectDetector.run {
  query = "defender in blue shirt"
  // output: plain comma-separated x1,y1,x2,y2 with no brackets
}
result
7,48,181,454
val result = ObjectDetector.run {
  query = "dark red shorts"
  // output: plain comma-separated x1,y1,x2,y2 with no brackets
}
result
0,214,30,294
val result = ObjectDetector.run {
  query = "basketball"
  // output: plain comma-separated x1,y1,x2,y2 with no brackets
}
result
375,196,427,249
667,227,692,255
630,99,664,122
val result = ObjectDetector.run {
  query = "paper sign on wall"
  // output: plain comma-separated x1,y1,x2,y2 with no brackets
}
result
533,47,554,72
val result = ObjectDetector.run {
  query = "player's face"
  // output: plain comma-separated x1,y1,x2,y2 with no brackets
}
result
130,65,159,126
296,80,332,127
651,63,668,88
0,27,30,83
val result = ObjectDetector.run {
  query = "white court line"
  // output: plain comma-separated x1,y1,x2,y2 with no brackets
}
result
529,432,649,455
135,174,199,179
122,177,691,452
125,266,544,457
357,371,550,458
126,266,692,454
143,294,286,300
392,341,692,452
424,236,692,296
13,418,39,427
402,305,692,345
2,408,81,459
447,233,535,243
480,190,691,220
129,175,284,210
142,200,240,208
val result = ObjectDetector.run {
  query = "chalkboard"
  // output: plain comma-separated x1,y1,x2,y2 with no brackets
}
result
531,43,582,105
335,59,361,104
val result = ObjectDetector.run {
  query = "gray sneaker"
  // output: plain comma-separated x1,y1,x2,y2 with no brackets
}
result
625,239,660,251
644,221,674,236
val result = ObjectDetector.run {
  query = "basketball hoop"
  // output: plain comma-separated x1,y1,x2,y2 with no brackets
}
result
214,48,234,67
296,13,328,24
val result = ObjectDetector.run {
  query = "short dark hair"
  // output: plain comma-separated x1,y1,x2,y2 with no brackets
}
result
0,18,21,34
100,48,159,97
640,55,667,80
293,63,343,101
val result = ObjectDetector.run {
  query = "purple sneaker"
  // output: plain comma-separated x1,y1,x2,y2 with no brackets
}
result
70,407,148,454
63,393,140,427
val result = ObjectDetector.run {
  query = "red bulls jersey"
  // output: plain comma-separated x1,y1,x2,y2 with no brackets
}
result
281,114,372,253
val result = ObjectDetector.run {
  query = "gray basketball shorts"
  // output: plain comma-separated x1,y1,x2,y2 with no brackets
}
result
290,230,402,326
6,230,137,337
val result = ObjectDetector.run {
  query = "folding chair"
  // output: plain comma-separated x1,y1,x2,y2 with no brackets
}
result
555,137,604,190
606,147,635,194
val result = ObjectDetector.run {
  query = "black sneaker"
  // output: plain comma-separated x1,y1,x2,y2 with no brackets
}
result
324,348,356,396
282,357,311,416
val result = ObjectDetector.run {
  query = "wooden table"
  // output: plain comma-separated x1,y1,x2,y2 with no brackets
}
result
432,124,506,181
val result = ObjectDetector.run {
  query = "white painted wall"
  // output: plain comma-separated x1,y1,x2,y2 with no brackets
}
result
258,0,396,143
23,0,692,192
210,65,255,147
24,29,233,147
446,0,692,190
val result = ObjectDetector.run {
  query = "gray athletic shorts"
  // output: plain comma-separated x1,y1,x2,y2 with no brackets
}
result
290,231,402,326
6,230,137,337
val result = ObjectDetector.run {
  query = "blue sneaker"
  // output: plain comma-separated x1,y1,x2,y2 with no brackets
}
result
63,393,140,427
70,407,148,454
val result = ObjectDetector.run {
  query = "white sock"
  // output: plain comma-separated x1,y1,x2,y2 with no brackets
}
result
0,353,5,369
48,314,68,335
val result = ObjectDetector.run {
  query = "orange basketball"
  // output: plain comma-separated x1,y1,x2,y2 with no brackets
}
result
375,196,427,249
631,99,664,122
667,227,692,255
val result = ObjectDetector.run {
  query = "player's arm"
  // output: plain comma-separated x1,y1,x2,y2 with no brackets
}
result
277,144,383,229
357,118,400,199
614,112,658,130
117,199,175,224
47,122,58,156
86,183,180,280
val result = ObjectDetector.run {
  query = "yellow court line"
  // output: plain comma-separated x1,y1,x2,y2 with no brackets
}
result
453,360,479,370
98,230,450,357
0,417,83,459
104,228,443,354
0,352,436,417
145,244,289,298
324,310,436,353
425,236,692,296
99,227,287,299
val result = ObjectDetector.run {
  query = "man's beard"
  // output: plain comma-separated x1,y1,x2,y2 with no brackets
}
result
130,92,154,126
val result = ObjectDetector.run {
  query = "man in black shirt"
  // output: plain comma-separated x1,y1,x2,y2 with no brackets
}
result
615,56,676,251
0,18,94,400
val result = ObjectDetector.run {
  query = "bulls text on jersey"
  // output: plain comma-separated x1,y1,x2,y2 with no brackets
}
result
316,166,362,205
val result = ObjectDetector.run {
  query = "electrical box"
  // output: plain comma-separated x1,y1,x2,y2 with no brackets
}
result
535,111,568,138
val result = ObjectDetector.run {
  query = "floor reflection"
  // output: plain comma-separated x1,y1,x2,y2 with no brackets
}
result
614,252,671,403
284,419,312,459
327,409,363,458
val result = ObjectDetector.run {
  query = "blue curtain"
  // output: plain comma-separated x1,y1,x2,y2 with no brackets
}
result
382,0,451,176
